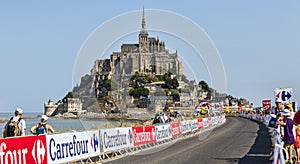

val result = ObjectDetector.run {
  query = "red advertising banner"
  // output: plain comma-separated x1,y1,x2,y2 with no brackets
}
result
197,118,204,129
262,100,271,110
170,122,182,137
132,126,156,146
208,117,212,126
0,135,47,164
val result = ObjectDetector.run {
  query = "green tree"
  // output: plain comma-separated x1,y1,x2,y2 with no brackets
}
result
199,80,210,92
170,90,180,101
155,75,164,81
164,76,172,89
63,92,73,101
171,78,179,89
181,75,189,83
129,87,149,98
103,79,118,91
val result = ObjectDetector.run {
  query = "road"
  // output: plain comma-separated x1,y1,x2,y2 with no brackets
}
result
106,117,271,164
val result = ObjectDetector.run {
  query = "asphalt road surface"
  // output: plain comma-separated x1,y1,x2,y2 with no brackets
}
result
106,117,271,164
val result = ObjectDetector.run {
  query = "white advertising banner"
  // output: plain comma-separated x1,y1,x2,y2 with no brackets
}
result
155,124,172,142
100,127,134,152
180,120,191,134
212,116,218,125
46,130,100,164
190,119,198,131
222,115,226,123
274,88,293,103
203,118,208,128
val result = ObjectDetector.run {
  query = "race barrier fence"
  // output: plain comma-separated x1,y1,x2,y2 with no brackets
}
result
0,115,226,164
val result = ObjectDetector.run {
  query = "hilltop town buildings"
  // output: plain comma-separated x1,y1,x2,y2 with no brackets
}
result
44,98,85,116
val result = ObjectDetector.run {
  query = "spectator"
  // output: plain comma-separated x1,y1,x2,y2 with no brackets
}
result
294,125,300,163
160,112,167,123
3,108,26,138
164,113,170,123
152,113,161,124
270,113,284,162
180,114,185,121
277,109,295,163
30,115,54,135
275,98,283,115
285,103,294,119
294,109,300,125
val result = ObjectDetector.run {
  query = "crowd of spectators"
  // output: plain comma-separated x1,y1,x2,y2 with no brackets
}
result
271,98,300,163
152,111,184,124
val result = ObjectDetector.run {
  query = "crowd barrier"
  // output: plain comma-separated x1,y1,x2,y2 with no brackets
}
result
0,115,226,164
238,112,271,124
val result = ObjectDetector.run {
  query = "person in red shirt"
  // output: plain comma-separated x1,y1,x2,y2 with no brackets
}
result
294,125,300,163
294,109,300,125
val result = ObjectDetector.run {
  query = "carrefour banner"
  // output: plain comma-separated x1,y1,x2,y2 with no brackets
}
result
190,119,198,131
132,126,156,146
155,124,172,142
0,135,47,164
100,127,134,152
46,130,100,164
180,120,191,134
170,122,182,137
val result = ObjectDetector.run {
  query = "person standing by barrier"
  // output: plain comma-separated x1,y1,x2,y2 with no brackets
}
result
159,112,166,124
294,125,300,163
277,109,295,163
285,103,295,119
30,115,54,135
152,113,161,124
3,108,26,138
275,98,283,115
272,113,285,163
294,109,300,125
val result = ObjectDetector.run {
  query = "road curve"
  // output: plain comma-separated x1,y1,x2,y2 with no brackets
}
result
106,117,271,164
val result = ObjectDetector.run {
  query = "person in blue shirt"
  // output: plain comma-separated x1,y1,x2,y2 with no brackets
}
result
30,115,54,135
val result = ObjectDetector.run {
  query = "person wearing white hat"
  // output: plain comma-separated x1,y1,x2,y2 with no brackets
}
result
3,108,26,138
275,98,283,115
30,115,54,135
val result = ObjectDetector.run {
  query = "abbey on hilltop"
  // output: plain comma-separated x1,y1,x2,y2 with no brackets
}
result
91,8,183,97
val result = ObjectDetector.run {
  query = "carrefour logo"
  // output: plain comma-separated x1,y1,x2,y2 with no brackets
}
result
49,135,89,161
90,133,99,152
32,139,46,164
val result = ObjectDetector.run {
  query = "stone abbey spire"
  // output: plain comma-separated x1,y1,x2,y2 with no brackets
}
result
139,7,149,51
140,7,148,34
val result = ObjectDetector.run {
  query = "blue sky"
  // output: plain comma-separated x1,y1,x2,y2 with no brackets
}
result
0,1,299,113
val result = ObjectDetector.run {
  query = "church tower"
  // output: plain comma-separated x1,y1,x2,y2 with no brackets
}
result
139,7,149,52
